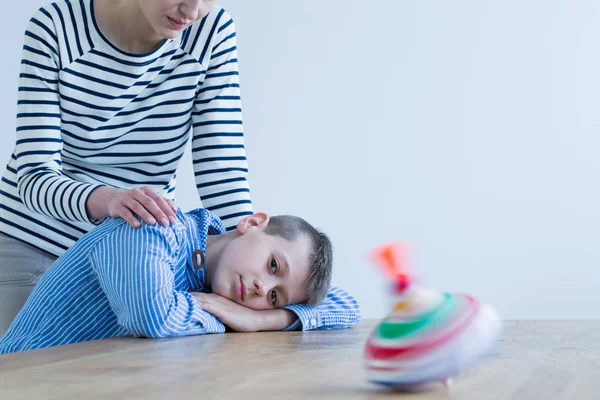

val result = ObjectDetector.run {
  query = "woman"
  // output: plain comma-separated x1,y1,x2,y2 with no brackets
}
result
0,0,253,334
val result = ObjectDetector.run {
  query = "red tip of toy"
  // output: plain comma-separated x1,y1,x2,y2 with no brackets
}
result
394,276,411,292
369,242,413,290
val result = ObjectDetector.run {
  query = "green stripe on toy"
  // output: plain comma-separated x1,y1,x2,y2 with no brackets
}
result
377,293,457,339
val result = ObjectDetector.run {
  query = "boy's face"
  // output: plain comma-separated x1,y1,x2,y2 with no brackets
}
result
208,214,312,310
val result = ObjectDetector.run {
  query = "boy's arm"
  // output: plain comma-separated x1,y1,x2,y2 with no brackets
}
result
194,286,361,332
282,286,361,331
90,221,225,338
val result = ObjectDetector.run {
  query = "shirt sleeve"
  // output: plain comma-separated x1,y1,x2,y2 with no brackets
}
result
191,12,253,231
282,286,362,331
15,8,104,224
89,221,225,338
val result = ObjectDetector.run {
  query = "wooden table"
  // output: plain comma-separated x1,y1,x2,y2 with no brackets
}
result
1,320,599,399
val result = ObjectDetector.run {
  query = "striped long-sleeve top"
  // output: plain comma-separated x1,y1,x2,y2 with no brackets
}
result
0,0,253,257
0,208,361,354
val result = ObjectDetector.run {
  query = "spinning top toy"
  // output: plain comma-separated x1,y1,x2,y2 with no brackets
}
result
363,243,502,389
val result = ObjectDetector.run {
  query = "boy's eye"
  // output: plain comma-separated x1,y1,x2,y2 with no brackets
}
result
270,258,278,274
270,290,278,306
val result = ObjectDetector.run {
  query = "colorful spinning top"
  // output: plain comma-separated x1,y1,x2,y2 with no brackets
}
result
363,243,502,389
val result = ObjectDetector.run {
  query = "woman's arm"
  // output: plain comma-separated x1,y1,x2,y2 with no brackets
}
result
15,8,103,224
16,9,179,228
189,9,253,231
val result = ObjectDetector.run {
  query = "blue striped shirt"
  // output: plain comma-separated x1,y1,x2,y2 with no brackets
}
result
0,208,361,354
0,0,253,257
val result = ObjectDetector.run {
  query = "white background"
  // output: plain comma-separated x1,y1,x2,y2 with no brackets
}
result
3,1,598,319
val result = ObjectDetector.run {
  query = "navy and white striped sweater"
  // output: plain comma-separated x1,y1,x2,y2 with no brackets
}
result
0,0,252,256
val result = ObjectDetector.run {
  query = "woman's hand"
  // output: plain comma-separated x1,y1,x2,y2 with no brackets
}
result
87,186,177,228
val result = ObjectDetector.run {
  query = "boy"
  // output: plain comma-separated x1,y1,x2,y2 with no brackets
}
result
0,208,360,354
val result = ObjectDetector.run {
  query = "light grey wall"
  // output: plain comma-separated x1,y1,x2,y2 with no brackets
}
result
209,0,599,319
2,1,597,319
0,1,47,153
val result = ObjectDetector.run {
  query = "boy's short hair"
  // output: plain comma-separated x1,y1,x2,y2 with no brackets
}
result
264,215,332,305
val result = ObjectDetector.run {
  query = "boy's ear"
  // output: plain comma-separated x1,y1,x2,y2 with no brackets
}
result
236,212,270,234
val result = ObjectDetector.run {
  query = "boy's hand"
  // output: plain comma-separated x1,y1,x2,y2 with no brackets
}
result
193,292,261,332
192,292,297,332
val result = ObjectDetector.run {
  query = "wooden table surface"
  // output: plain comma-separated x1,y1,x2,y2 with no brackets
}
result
1,320,599,400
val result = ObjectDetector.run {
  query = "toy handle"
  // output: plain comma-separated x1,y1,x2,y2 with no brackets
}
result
369,242,413,293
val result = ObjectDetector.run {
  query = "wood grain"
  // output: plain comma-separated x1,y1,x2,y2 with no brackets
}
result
1,320,599,399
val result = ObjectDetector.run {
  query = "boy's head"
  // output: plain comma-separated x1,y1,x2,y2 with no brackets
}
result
206,213,333,310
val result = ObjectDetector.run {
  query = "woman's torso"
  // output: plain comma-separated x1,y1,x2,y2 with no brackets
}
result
0,0,228,256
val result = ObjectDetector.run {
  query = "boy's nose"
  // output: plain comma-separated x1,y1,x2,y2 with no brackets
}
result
253,278,265,296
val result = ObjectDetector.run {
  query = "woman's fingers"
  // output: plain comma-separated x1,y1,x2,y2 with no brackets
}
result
126,197,158,226
131,187,169,226
159,198,178,224
109,187,177,227
141,186,177,225
115,205,141,228
145,189,177,224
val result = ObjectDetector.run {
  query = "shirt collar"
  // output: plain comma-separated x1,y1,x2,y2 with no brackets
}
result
182,208,226,274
